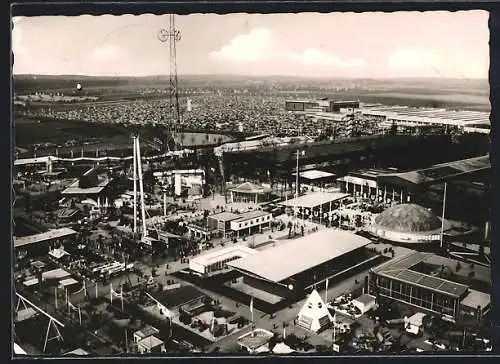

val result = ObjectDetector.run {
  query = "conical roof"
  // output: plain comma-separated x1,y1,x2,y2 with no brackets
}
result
297,289,333,332
230,182,271,193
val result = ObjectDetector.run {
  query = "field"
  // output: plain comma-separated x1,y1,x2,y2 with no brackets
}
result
14,118,131,146
14,117,235,157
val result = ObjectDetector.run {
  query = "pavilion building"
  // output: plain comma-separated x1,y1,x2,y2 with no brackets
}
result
228,182,273,204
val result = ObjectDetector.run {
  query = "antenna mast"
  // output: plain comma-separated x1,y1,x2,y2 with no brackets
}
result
158,14,182,151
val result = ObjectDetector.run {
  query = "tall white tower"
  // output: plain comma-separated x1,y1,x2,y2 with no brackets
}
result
132,134,148,240
186,98,192,112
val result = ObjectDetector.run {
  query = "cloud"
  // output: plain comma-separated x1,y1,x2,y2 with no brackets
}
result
291,48,366,69
291,48,340,66
211,28,278,62
340,58,367,68
388,47,487,78
388,48,448,76
90,45,123,61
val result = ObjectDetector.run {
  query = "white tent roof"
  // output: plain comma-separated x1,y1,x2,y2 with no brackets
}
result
49,248,70,259
272,342,295,354
298,289,332,321
254,345,270,353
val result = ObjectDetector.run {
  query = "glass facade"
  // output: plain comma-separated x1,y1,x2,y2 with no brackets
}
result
376,275,457,317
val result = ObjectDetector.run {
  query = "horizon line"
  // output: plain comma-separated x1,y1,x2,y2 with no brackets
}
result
13,73,489,81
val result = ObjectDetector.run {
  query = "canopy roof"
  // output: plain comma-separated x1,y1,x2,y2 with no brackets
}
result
377,155,490,189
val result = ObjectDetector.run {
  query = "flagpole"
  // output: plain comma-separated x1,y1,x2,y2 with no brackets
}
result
250,296,254,336
440,182,447,249
325,278,329,303
333,312,336,344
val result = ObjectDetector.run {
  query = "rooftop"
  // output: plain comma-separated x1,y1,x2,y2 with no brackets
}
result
147,285,206,309
134,325,160,340
42,268,71,280
190,245,258,267
237,328,274,350
353,294,376,306
14,227,78,248
208,211,241,222
138,335,164,349
64,348,89,356
345,168,398,179
292,169,336,180
59,278,79,287
228,229,370,283
233,210,272,222
280,191,349,209
158,231,181,239
372,252,469,298
229,182,272,194
460,289,490,309
14,156,50,166
374,204,444,233
62,177,111,195
377,155,490,188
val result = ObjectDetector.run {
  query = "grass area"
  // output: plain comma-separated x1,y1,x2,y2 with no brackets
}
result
15,118,130,146
14,117,233,150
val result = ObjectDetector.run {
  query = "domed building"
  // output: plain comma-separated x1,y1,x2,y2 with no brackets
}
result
370,203,451,244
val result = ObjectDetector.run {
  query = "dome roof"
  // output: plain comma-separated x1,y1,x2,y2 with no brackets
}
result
374,204,442,233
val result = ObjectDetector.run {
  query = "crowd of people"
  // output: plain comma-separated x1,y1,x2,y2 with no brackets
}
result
16,92,385,140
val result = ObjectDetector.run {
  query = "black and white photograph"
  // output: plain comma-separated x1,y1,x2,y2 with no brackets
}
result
11,9,493,357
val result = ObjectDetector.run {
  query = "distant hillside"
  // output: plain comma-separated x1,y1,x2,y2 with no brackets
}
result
13,74,489,107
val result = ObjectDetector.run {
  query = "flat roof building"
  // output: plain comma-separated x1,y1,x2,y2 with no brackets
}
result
207,212,241,238
14,228,78,258
230,210,273,235
369,251,490,322
292,169,337,189
361,105,490,132
228,229,374,302
146,285,208,318
189,245,258,276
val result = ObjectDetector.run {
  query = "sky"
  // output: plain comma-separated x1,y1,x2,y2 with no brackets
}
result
12,11,489,79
